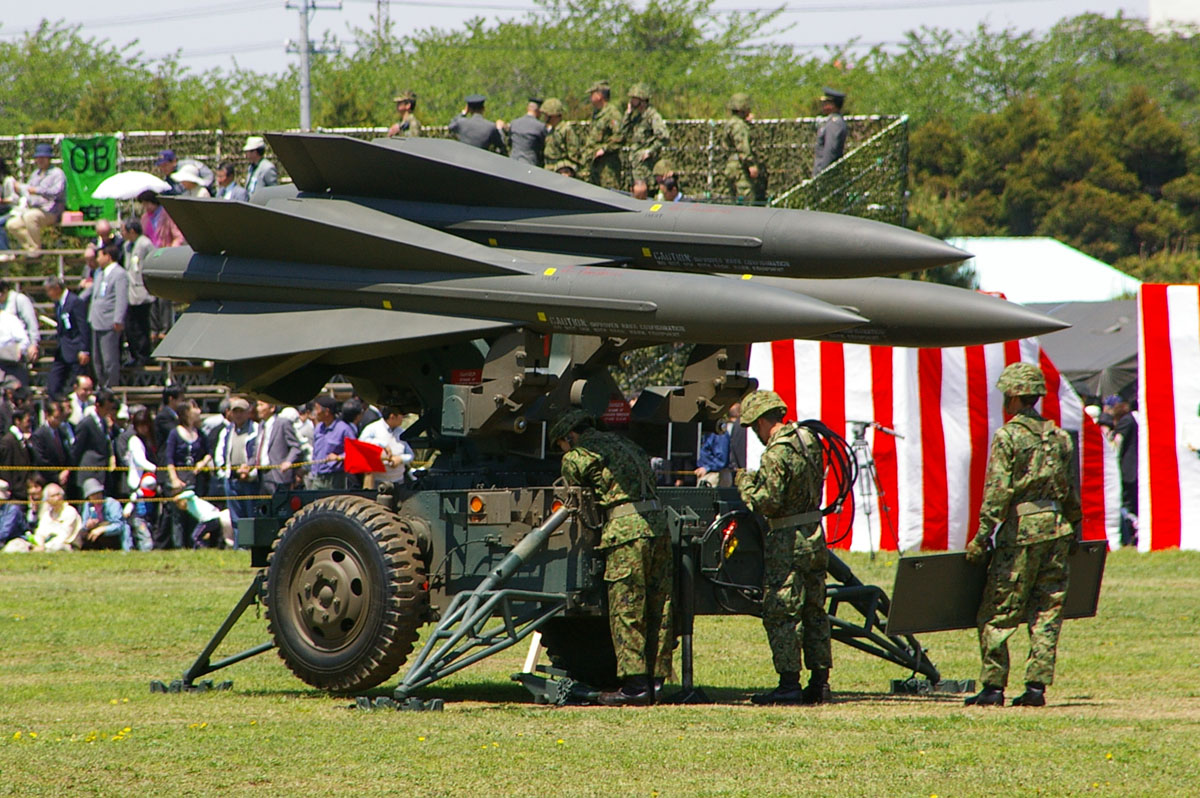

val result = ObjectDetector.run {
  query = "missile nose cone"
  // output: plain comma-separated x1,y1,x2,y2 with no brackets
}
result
765,211,971,277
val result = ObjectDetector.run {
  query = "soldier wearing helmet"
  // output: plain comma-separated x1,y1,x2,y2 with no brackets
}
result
723,93,765,204
964,362,1083,709
620,83,670,199
735,390,832,705
540,98,581,177
585,80,623,189
550,408,674,706
388,90,421,138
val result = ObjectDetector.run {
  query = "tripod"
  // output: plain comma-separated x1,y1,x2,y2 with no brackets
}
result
847,420,902,561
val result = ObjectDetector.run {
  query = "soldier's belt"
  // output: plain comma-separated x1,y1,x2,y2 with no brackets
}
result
1014,500,1061,516
767,510,823,531
607,499,661,520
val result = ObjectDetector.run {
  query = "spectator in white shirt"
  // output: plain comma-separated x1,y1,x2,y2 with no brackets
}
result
358,405,415,488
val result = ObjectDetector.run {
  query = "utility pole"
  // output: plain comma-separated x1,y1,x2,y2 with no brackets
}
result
285,0,342,131
376,0,389,44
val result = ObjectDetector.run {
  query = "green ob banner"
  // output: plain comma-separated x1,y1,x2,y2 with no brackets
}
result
61,136,118,222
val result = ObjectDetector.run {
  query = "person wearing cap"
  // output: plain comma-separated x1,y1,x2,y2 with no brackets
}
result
963,362,1082,708
79,476,131,550
449,95,508,154
171,486,232,548
723,93,765,204
153,150,182,195
309,395,358,490
540,98,580,177
585,81,624,189
86,241,129,390
813,87,847,177
170,162,212,198
387,90,422,138
506,97,548,167
243,136,278,196
550,409,674,706
213,396,260,526
735,390,832,705
619,83,669,198
5,142,65,253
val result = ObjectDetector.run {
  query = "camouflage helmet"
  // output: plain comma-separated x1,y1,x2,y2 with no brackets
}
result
995,362,1046,397
727,92,752,112
627,83,651,101
740,390,788,427
541,97,565,116
549,409,594,442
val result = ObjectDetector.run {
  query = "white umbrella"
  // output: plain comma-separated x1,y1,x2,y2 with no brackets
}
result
91,171,171,200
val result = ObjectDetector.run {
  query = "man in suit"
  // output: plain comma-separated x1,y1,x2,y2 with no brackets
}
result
0,406,32,501
86,243,129,389
72,387,117,495
243,136,278,196
727,401,748,472
255,400,303,495
43,276,92,401
29,400,71,488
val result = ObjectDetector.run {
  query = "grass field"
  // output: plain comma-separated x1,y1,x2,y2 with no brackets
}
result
2,549,1198,797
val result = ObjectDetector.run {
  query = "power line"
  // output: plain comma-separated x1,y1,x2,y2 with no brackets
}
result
340,0,1060,13
0,2,279,38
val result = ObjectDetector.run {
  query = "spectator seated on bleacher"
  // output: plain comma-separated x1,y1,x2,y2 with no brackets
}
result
3,482,81,553
0,478,28,548
79,477,131,551
4,143,65,256
0,157,20,254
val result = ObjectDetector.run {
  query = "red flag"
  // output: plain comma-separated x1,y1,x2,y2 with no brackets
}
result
343,438,385,474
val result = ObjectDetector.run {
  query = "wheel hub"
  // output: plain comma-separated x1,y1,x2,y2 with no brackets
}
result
288,543,369,649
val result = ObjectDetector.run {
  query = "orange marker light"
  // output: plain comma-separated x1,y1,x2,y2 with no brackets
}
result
550,499,564,513
469,495,485,513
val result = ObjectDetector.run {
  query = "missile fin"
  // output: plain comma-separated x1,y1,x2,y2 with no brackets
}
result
153,300,514,362
264,132,638,212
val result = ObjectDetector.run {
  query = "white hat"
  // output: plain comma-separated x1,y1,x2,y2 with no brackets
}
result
242,135,267,152
170,162,211,186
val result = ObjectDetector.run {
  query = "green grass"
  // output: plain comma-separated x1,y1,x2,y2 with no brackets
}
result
2,549,1198,797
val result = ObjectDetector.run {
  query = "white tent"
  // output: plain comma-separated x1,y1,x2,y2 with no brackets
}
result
947,237,1142,304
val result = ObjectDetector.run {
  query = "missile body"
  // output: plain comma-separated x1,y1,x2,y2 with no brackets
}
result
747,276,1070,347
144,247,867,346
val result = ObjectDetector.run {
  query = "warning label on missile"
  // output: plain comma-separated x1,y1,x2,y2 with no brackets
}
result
644,249,789,273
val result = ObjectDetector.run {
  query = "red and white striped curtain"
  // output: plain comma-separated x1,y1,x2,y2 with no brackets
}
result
748,339,1120,553
1138,284,1200,551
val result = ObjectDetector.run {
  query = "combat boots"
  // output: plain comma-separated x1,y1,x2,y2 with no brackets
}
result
751,671,805,705
801,668,832,705
1011,681,1046,707
964,685,1005,706
597,674,653,706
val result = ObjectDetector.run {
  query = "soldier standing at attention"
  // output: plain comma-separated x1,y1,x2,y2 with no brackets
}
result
586,81,624,190
551,409,674,706
964,362,1082,708
387,90,421,138
723,93,764,204
736,391,832,705
541,98,580,177
812,87,847,177
506,97,548,167
621,83,670,199
449,94,508,155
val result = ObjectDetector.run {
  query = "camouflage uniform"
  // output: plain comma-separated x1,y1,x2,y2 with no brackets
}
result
586,82,624,189
541,98,580,175
968,363,1082,691
556,415,674,680
621,84,670,187
723,94,765,204
390,90,421,137
736,398,831,676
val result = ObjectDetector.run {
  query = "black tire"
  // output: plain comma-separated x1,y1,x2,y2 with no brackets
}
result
538,616,620,689
264,495,428,693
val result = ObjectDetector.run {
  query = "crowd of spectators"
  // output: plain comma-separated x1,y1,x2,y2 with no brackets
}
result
0,386,417,554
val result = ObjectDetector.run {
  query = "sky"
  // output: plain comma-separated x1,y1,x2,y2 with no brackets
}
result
0,0,1153,75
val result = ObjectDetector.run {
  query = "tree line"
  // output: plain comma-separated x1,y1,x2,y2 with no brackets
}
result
1,2,1197,279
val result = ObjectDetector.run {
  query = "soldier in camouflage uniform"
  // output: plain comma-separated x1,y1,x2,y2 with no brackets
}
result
586,81,624,190
551,409,674,706
541,98,580,177
964,362,1082,708
723,93,765,204
387,90,421,138
620,83,670,198
735,391,833,705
